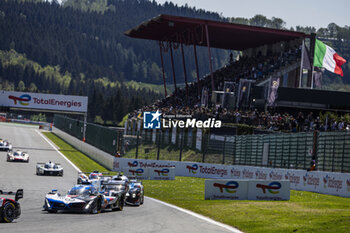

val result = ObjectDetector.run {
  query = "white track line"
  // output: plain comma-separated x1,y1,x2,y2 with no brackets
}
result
35,130,81,172
146,196,243,233
37,129,242,233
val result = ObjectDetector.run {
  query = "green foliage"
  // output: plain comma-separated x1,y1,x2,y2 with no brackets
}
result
30,113,46,122
223,123,256,135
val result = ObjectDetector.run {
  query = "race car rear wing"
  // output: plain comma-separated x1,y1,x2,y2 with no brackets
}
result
36,162,61,165
78,171,113,176
0,189,24,201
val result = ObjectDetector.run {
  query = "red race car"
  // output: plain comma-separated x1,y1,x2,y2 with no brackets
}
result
0,189,23,223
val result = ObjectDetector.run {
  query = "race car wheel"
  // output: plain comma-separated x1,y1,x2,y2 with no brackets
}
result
60,171,63,177
140,195,144,205
2,202,16,223
117,198,124,211
48,210,58,213
90,198,102,214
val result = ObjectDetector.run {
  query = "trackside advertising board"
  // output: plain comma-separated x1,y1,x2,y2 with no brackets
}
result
205,179,290,200
0,91,88,113
122,167,149,180
113,157,350,197
120,166,175,180
205,179,248,200
247,180,290,200
149,167,175,180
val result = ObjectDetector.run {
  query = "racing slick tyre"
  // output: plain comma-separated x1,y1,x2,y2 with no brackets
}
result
116,198,124,211
90,197,102,214
140,195,144,205
2,202,16,223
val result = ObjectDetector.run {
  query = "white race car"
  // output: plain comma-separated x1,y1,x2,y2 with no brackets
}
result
36,161,63,176
0,139,12,151
7,150,29,162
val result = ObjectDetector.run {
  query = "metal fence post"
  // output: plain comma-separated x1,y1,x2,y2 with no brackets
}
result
312,130,318,170
179,130,184,161
202,134,206,163
135,131,139,159
157,130,160,160
222,136,226,164
341,134,345,173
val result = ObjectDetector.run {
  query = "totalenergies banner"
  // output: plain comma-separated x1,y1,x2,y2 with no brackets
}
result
0,91,88,113
113,157,350,197
205,179,290,200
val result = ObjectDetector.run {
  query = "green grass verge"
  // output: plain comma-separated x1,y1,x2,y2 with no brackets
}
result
42,132,350,233
143,177,350,233
42,132,108,172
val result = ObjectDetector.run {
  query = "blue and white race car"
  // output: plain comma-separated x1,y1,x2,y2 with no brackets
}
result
43,184,124,214
0,139,12,151
125,177,144,206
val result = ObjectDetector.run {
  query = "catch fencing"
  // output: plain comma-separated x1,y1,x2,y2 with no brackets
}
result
53,115,350,173
54,115,123,156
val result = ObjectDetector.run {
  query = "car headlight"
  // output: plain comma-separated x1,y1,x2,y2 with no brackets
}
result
132,193,136,198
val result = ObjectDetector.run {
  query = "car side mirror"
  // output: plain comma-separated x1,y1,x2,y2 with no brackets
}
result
15,189,24,201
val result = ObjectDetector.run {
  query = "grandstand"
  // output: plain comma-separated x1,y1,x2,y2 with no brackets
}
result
125,14,350,132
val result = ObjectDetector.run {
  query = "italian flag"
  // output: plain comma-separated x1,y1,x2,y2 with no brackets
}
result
314,39,346,76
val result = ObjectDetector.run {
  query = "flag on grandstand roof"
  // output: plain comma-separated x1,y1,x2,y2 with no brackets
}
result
313,39,346,76
267,77,280,107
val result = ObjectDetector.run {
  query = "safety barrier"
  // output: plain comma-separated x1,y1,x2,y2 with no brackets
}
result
114,157,350,198
52,127,114,170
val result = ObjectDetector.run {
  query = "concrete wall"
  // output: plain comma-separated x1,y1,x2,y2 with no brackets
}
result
52,127,114,170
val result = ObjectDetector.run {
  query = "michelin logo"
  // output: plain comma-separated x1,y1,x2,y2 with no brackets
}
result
143,110,161,129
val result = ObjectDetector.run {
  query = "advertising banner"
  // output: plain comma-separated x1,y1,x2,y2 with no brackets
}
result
247,180,290,200
0,90,88,113
122,167,149,180
205,179,248,200
113,157,350,197
149,167,175,180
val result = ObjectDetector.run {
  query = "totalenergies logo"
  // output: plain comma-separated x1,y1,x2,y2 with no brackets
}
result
256,182,281,194
154,168,169,176
9,94,31,106
186,164,198,174
128,161,138,167
213,181,239,193
129,168,144,176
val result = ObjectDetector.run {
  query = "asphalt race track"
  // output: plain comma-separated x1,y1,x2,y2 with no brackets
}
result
0,123,239,233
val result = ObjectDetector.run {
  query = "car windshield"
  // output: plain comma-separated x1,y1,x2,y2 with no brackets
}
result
105,184,125,191
89,173,99,179
68,187,91,196
14,152,21,156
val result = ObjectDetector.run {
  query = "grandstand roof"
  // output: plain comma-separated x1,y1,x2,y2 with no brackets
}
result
125,14,308,51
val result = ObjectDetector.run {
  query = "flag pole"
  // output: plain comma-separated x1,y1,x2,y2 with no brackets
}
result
299,39,305,88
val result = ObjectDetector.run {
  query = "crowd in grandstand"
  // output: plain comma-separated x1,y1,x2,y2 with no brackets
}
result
128,42,350,134
130,103,350,133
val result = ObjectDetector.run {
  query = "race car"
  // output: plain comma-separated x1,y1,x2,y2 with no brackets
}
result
125,177,144,206
43,184,124,214
0,139,12,151
36,161,63,176
0,189,23,223
77,171,106,184
7,150,29,162
100,179,128,211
